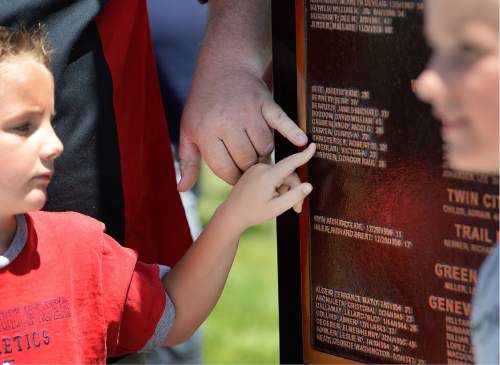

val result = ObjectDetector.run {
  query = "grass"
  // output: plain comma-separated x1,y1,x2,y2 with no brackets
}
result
198,164,279,364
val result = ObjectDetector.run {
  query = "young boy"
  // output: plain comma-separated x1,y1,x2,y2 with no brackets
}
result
0,25,315,363
415,0,499,363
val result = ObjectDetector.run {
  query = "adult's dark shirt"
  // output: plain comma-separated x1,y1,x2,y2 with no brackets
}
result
0,0,192,266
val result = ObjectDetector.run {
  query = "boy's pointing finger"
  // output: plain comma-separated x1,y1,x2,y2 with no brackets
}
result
272,143,316,180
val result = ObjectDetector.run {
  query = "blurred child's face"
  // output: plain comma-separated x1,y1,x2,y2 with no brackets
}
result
0,55,63,216
416,0,499,174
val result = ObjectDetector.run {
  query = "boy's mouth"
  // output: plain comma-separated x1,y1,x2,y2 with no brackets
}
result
441,117,468,130
33,171,54,182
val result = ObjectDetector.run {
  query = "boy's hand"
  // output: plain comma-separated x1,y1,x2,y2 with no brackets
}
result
221,143,316,232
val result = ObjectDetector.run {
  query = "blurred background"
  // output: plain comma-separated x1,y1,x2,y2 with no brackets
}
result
198,165,279,364
147,0,280,362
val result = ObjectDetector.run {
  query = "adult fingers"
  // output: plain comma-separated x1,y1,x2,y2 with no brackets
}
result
178,138,202,192
272,143,316,183
244,122,274,157
270,183,313,216
222,128,259,171
262,98,308,147
202,137,242,185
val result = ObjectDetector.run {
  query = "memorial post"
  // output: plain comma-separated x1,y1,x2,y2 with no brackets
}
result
274,1,499,363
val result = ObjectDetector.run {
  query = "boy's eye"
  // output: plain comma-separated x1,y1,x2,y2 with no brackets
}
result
458,43,480,56
442,43,484,69
455,42,486,62
12,121,33,134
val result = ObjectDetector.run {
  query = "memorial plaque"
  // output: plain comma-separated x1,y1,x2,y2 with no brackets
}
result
295,0,500,364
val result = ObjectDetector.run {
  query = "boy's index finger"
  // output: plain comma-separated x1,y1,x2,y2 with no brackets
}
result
272,143,316,181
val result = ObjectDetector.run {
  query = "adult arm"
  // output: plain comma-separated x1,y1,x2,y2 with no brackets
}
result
178,0,308,191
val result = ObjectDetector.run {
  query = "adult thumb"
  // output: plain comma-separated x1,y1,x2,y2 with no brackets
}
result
178,138,201,192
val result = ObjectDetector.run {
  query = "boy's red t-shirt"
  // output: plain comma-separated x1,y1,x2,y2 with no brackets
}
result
0,211,168,364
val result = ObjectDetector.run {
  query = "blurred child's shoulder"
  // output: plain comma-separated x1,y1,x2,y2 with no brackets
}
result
27,210,105,230
26,211,107,247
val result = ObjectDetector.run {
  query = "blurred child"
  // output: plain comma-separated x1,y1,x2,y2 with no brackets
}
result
415,0,499,363
0,25,315,364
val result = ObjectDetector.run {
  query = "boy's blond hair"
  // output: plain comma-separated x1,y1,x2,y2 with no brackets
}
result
0,24,52,69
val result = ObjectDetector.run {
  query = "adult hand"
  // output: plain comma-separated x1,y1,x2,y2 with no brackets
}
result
178,67,308,191
176,0,308,191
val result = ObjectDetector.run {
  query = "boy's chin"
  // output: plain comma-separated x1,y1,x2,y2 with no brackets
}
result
24,190,48,212
447,149,499,175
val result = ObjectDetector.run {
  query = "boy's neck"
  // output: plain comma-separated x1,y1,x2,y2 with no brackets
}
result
0,215,17,256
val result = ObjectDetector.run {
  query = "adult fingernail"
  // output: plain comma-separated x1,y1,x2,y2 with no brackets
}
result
296,132,308,145
302,183,313,194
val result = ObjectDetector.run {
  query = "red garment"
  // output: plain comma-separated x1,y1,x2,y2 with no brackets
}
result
95,0,192,266
0,212,166,364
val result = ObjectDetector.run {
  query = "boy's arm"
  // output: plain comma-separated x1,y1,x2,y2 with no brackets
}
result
163,144,316,346
162,204,240,346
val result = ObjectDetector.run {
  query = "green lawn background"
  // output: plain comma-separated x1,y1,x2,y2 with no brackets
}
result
198,164,280,364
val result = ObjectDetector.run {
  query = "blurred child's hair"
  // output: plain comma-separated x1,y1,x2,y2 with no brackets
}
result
0,24,52,69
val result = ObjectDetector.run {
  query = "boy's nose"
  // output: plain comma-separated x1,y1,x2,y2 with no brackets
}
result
415,68,447,106
41,125,64,161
